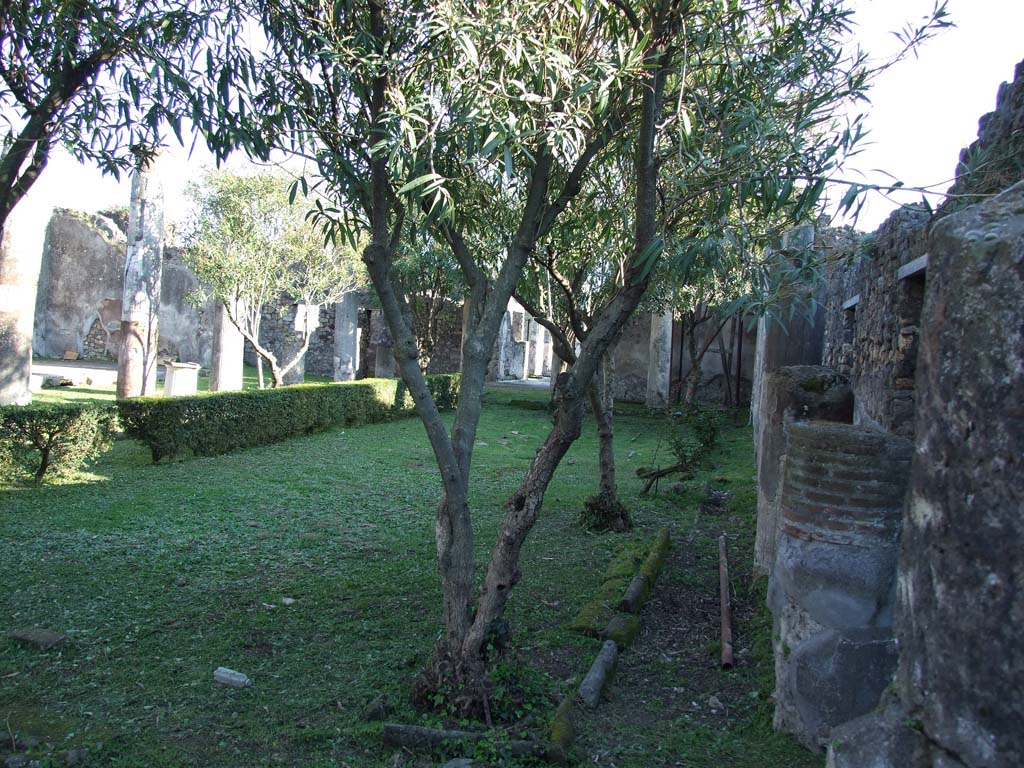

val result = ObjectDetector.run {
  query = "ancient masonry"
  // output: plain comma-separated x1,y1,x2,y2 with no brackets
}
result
31,215,755,401
752,59,1024,767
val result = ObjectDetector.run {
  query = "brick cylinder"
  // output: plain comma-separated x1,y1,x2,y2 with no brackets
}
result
780,422,911,547
769,421,912,750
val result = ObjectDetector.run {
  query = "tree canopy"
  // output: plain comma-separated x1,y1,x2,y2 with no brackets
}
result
0,0,268,236
227,0,952,712
182,169,365,387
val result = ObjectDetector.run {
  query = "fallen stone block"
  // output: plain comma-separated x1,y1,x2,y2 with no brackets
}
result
578,640,618,709
6,627,67,650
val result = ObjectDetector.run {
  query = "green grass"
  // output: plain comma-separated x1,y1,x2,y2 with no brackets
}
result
1,390,817,767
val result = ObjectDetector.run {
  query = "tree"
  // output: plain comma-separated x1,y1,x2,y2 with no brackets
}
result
182,170,365,388
392,231,464,374
0,0,264,404
245,0,946,714
514,164,638,532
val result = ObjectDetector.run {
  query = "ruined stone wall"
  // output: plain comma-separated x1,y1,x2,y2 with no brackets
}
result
33,209,126,360
243,301,330,379
820,206,929,438
33,210,211,365
939,59,1024,215
423,300,463,375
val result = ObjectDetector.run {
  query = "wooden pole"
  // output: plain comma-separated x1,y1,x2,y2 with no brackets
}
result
719,532,734,668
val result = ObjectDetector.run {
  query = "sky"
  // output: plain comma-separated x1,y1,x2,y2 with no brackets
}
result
9,0,1024,250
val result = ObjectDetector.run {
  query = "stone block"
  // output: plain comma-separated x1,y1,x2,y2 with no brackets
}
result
826,693,927,768
6,627,67,650
895,180,1024,768
779,628,897,750
770,535,898,630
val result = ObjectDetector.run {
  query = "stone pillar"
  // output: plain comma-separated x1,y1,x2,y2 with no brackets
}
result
533,323,547,377
645,311,672,408
281,303,318,386
749,225,825,440
0,210,42,405
117,157,164,399
830,182,1024,768
522,319,535,380
769,422,912,751
753,365,853,576
333,293,359,381
209,301,244,391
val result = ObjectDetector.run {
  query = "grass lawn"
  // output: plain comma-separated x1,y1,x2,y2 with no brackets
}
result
1,386,821,768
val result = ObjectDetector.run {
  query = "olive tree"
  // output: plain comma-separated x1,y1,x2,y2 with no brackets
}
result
182,170,365,388
245,0,947,712
0,0,263,404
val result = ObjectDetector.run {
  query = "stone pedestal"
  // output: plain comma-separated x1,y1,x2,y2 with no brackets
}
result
333,293,359,381
164,361,200,396
210,302,244,391
769,422,911,750
645,311,672,408
753,365,853,576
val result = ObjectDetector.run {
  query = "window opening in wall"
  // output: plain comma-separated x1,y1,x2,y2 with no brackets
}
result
892,268,927,435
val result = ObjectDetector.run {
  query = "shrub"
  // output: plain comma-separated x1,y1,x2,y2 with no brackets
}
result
669,403,721,470
0,403,117,483
119,374,460,463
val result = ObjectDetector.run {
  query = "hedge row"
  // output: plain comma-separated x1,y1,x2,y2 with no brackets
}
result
119,374,460,463
0,403,118,483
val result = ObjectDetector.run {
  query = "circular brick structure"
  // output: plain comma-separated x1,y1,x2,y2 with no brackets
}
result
769,421,913,749
781,422,912,547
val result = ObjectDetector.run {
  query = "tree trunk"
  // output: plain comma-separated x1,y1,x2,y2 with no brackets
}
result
683,322,702,404
117,156,164,400
451,42,671,688
594,358,616,496
582,356,631,532
718,324,734,407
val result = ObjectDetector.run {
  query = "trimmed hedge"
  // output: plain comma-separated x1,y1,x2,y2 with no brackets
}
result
1,403,117,483
119,374,460,463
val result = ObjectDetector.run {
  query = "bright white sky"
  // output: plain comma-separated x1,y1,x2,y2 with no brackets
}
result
11,0,1024,247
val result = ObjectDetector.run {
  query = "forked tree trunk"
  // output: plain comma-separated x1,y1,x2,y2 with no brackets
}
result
352,0,670,717
583,356,631,531
447,46,670,686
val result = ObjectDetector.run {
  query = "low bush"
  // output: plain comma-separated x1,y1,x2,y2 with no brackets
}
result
0,403,117,483
119,374,461,463
669,403,721,469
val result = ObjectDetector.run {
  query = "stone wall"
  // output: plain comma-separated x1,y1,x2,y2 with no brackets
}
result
33,209,126,360
820,206,929,438
828,180,1024,768
422,299,463,374
33,210,211,365
939,59,1024,215
610,314,649,401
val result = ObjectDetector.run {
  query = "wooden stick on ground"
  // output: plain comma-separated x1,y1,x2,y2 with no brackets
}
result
719,532,735,669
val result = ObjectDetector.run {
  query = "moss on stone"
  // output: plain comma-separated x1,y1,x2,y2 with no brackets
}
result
547,696,575,763
603,613,641,650
603,541,648,581
639,528,671,582
569,578,630,636
799,376,829,394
